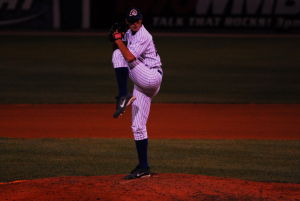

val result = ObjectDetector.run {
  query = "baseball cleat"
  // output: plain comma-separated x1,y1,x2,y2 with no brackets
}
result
123,166,151,180
113,94,136,118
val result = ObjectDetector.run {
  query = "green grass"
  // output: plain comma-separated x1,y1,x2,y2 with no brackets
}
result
0,35,299,103
1,138,299,183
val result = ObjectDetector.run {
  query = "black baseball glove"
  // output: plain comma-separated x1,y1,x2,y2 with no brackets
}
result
108,22,127,42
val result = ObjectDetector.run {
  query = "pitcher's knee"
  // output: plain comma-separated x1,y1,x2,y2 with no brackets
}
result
112,49,128,68
132,126,148,141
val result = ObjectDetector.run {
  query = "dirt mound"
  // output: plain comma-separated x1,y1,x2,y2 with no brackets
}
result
1,174,300,201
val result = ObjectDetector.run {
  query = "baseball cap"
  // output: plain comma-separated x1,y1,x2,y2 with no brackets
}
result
126,8,143,24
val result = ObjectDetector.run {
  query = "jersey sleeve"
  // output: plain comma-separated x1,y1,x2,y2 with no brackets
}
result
127,34,151,59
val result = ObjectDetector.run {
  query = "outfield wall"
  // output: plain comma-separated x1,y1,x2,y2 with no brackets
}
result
0,0,299,32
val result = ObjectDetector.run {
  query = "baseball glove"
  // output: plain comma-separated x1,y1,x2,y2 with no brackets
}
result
108,22,127,42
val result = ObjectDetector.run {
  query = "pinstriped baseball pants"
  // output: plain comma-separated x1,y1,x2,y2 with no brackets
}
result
112,49,162,140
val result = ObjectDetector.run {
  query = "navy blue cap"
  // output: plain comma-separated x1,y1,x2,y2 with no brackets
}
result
126,8,143,23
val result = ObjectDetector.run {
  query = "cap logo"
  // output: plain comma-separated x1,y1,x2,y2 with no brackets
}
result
129,9,138,16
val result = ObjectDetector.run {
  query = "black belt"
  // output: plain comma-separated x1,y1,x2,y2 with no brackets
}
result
150,66,163,75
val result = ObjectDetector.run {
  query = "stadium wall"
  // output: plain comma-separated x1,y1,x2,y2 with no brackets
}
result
0,0,299,32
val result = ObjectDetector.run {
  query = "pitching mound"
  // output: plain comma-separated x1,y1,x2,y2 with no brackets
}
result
1,174,300,201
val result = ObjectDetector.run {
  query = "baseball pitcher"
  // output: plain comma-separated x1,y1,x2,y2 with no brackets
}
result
109,8,163,180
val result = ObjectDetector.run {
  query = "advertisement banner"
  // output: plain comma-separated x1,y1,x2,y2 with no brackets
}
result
1,0,299,31
152,0,300,30
106,0,300,31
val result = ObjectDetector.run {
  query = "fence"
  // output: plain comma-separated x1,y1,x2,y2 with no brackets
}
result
0,0,299,32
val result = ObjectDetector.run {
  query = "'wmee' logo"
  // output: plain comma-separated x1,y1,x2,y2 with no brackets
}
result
195,0,300,15
0,0,46,26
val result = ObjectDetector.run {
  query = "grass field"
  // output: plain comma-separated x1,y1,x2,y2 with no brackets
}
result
0,35,299,103
0,138,299,183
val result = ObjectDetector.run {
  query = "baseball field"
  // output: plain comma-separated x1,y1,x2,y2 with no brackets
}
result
0,33,300,200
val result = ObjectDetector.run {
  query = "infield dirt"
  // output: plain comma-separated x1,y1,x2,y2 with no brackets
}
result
0,103,299,139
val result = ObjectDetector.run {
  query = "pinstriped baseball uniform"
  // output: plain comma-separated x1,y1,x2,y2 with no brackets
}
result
112,25,163,141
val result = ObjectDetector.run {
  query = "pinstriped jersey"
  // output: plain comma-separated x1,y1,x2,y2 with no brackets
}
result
125,25,162,68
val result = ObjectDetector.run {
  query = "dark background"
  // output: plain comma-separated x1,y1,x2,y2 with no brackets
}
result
0,0,299,104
